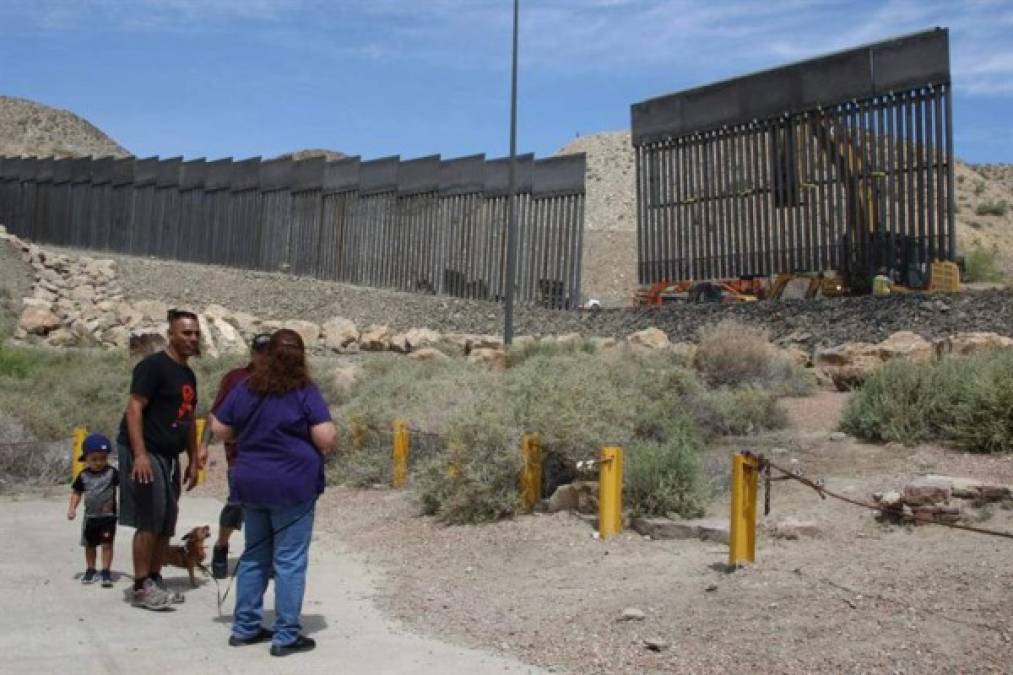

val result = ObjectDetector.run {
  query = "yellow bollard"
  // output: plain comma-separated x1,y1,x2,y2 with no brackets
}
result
71,426,88,481
520,434,542,512
728,452,760,567
598,446,623,538
195,417,207,486
392,418,410,488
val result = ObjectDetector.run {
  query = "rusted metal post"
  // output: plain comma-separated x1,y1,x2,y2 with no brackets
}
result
520,434,541,512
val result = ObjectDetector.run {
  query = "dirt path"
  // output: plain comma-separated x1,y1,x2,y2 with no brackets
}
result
0,494,542,674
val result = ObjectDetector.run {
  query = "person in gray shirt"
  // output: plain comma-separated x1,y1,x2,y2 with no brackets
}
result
68,433,119,588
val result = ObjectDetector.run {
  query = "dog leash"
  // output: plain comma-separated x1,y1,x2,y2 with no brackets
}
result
199,504,316,620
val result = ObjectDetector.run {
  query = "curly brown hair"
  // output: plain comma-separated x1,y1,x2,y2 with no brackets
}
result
246,329,313,395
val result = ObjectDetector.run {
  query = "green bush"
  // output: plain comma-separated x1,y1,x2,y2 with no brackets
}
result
625,411,707,518
842,350,1013,453
415,404,522,524
690,386,787,436
975,199,1008,217
963,245,1003,283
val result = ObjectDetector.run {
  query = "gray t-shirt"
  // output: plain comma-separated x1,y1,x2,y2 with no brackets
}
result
72,466,119,518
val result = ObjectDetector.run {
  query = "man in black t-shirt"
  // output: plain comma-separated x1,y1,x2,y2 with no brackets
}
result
117,309,203,611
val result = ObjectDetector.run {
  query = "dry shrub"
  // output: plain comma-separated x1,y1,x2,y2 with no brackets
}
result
693,319,813,396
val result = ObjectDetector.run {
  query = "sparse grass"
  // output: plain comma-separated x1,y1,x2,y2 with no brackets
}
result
328,342,797,523
974,180,986,196
975,200,1008,217
963,245,1004,283
842,350,1013,453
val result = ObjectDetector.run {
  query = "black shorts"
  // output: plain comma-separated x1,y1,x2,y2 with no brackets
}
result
118,444,180,537
81,516,117,547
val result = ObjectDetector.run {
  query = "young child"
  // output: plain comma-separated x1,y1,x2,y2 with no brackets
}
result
67,433,119,588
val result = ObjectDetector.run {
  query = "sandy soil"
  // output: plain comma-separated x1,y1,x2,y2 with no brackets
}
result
194,393,1013,673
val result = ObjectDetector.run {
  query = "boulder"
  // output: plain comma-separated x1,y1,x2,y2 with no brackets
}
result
101,325,130,349
618,608,646,622
936,332,1013,357
203,303,232,322
32,286,57,302
114,302,144,328
923,475,1012,502
814,342,881,390
402,327,441,351
129,324,168,359
902,477,952,506
21,297,53,311
282,320,320,347
133,300,169,323
408,347,450,364
467,347,507,370
872,490,904,508
196,314,219,359
69,284,97,302
766,517,821,539
332,364,364,399
546,484,580,513
631,517,730,544
45,328,78,347
18,306,61,335
627,327,670,351
360,324,393,351
876,331,934,363
322,317,360,353
210,316,246,354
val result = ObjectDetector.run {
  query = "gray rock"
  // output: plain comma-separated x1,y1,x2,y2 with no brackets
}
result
618,607,645,622
643,637,669,652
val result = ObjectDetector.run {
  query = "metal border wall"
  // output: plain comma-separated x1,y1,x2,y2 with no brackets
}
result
630,28,956,288
0,152,586,307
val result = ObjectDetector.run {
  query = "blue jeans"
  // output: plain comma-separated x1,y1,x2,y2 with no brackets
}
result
231,500,316,647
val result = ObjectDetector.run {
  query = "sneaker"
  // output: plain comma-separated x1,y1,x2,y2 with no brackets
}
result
131,578,173,611
81,568,97,585
270,635,316,657
100,570,113,588
151,575,185,604
228,628,274,647
212,545,228,579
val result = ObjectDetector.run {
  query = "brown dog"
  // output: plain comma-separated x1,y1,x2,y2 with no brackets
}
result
164,525,211,587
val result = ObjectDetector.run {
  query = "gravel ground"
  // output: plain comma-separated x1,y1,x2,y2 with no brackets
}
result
192,397,1013,673
33,244,1013,348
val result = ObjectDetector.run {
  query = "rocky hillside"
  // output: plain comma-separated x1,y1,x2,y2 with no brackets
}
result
0,96,128,158
557,131,1013,305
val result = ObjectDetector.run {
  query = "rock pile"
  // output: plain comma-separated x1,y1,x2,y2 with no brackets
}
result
873,475,1013,525
813,330,1013,390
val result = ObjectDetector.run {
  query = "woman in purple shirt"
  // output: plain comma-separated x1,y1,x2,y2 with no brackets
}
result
211,329,336,657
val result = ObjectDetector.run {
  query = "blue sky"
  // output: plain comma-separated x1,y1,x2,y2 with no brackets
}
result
2,0,1011,163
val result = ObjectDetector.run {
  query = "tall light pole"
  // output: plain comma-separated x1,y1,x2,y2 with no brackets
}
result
502,0,520,345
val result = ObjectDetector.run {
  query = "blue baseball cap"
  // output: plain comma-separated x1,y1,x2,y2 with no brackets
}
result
79,433,113,461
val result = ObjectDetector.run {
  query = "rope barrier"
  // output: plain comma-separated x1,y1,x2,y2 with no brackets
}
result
761,455,1013,541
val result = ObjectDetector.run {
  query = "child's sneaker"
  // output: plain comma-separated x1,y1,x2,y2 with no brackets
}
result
100,570,113,588
81,568,97,585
